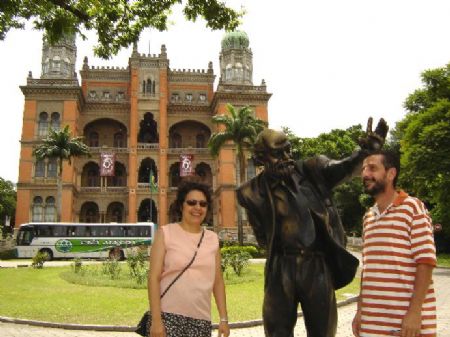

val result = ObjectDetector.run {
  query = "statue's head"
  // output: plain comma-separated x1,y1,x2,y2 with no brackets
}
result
254,129,295,178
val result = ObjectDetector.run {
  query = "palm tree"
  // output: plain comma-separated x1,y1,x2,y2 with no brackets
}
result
34,125,90,222
208,104,267,245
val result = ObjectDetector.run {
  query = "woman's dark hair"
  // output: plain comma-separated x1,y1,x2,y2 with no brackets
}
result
174,181,212,217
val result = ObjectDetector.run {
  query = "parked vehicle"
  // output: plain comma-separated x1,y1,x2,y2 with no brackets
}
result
15,222,155,260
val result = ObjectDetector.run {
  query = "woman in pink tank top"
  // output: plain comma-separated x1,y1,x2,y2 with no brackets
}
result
148,181,230,337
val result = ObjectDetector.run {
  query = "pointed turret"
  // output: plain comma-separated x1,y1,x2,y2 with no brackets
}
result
219,31,253,85
41,33,77,79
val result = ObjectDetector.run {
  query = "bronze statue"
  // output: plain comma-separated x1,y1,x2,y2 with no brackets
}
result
237,118,388,337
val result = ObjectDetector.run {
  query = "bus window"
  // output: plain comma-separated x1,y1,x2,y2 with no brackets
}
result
85,226,92,236
121,226,129,237
17,228,34,245
66,226,81,236
109,226,121,237
66,226,73,236
97,226,108,237
36,225,54,237
137,226,151,237
53,226,65,236
122,226,137,237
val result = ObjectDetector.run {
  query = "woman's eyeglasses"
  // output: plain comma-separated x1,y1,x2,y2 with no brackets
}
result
185,199,208,208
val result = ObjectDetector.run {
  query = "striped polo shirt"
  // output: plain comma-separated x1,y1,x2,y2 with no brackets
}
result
360,190,437,337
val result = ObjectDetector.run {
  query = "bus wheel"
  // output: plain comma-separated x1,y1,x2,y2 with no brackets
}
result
109,248,124,261
40,249,53,261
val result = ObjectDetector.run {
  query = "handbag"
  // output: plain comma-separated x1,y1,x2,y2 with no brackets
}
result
135,229,205,337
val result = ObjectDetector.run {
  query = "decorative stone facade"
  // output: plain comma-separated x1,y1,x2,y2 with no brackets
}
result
15,32,271,235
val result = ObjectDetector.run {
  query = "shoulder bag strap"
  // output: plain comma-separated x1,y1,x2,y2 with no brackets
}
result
160,228,205,299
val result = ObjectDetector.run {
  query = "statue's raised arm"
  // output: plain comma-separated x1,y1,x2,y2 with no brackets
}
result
358,117,389,152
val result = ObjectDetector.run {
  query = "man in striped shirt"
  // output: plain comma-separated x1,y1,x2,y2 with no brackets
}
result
352,150,437,337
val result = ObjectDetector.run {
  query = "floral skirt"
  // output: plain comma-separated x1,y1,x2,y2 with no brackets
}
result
158,312,212,337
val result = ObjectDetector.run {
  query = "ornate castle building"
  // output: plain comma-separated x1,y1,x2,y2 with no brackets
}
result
15,31,271,235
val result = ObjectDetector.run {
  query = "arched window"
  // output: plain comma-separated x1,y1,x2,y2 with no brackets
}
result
114,132,124,148
86,210,97,223
196,134,205,148
80,202,100,223
35,160,45,177
52,56,61,72
50,112,60,130
107,202,124,223
225,64,233,81
88,168,99,187
43,58,50,73
89,131,99,147
47,159,57,178
171,133,182,148
38,112,48,136
235,63,243,81
170,162,181,187
142,80,146,93
32,196,43,222
63,58,71,75
108,163,126,187
146,79,152,93
44,197,56,222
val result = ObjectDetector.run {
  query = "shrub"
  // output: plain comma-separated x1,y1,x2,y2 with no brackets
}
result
221,245,258,258
127,250,148,284
0,249,17,260
220,246,252,277
72,258,83,274
102,258,121,280
31,251,48,269
229,251,251,276
220,241,266,258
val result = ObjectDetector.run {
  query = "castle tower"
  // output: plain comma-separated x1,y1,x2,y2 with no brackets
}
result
41,34,77,79
213,31,271,238
219,31,253,85
15,30,271,242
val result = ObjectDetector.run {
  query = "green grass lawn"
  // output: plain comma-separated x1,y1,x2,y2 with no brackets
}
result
0,262,360,325
437,253,450,267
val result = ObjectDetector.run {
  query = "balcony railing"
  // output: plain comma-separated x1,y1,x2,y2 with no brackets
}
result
167,148,210,154
79,186,127,193
137,143,159,150
88,146,129,153
33,177,58,184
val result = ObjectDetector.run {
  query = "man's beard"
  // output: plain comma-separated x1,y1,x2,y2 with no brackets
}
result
265,160,296,179
363,177,386,196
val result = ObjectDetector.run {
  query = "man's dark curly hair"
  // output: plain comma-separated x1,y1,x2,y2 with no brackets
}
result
174,181,212,218
370,149,401,187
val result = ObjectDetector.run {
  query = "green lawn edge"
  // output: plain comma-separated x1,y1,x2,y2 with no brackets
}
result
0,263,360,325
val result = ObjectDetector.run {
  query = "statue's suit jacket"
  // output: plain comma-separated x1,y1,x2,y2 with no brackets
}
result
237,152,365,290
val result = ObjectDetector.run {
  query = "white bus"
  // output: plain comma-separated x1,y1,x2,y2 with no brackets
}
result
15,222,156,260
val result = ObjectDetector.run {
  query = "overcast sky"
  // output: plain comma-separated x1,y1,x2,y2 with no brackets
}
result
1,0,450,184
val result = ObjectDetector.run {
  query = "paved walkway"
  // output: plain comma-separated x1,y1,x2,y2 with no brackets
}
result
1,264,449,336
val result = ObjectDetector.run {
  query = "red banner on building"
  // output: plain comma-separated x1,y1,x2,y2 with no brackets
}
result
179,154,194,177
100,152,116,176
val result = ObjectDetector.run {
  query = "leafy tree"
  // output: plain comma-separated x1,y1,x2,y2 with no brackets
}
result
394,63,450,240
208,104,267,245
0,177,16,237
0,0,242,58
34,125,90,222
283,125,367,235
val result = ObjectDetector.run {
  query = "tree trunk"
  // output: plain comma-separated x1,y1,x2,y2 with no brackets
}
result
236,150,247,246
56,158,63,222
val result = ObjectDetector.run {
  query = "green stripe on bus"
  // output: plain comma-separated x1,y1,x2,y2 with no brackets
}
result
55,239,151,253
